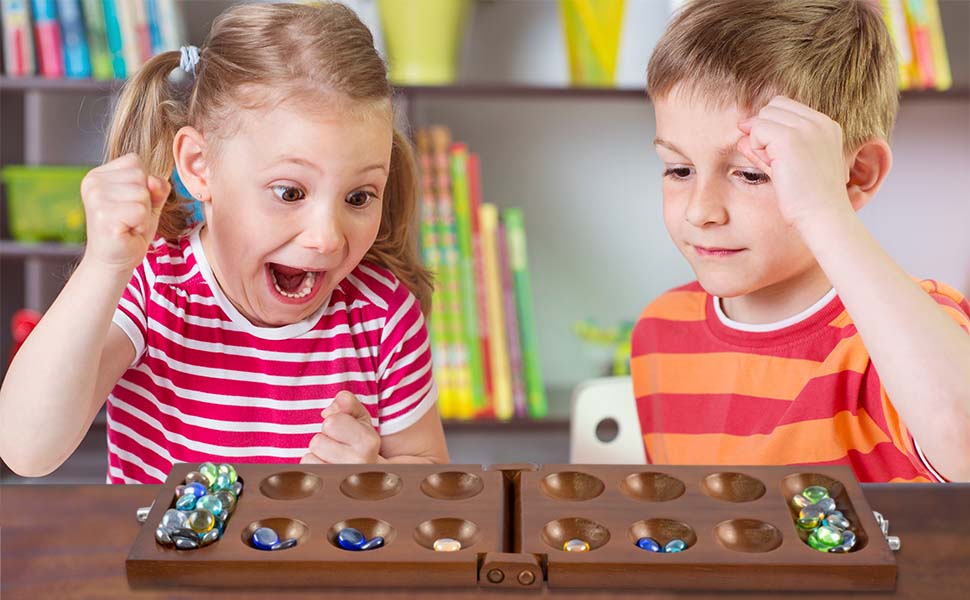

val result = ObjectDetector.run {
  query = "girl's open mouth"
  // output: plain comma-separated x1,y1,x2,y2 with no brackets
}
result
266,263,325,304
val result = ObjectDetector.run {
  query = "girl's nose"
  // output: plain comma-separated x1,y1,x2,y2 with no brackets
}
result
299,214,346,256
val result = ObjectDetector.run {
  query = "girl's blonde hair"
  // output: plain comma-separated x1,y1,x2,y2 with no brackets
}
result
647,0,899,150
104,2,432,313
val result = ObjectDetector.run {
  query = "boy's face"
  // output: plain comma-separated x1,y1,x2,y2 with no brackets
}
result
653,86,824,301
200,98,393,327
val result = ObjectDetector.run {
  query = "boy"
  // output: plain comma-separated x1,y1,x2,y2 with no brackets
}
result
631,0,969,482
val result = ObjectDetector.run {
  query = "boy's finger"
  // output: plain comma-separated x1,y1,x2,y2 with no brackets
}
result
737,136,772,175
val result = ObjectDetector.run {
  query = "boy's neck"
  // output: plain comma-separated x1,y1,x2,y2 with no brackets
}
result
718,265,834,325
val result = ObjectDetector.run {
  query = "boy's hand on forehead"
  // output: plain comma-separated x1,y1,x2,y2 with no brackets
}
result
80,153,171,274
300,391,381,464
736,96,852,230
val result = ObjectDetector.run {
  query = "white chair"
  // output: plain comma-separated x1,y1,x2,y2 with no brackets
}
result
569,376,647,464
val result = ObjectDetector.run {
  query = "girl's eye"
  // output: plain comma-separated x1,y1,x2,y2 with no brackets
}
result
663,167,693,179
737,170,770,185
273,185,306,203
346,190,376,208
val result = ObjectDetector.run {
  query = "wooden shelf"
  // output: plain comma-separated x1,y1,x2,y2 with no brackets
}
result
0,239,84,258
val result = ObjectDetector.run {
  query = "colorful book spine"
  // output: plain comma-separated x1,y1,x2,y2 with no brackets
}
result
450,143,487,416
55,0,90,78
130,0,152,63
101,0,126,78
467,152,494,418
144,0,162,54
503,208,547,419
1,0,36,76
903,0,935,89
80,0,112,79
415,128,455,419
479,203,514,421
31,0,64,77
430,127,473,420
154,0,183,52
114,0,142,74
921,0,951,91
880,0,913,90
498,221,528,419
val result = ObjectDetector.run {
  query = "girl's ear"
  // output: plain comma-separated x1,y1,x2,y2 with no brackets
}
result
845,138,892,212
172,126,211,203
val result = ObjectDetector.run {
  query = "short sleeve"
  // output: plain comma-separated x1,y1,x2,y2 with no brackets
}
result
375,282,437,436
920,279,970,334
111,256,152,367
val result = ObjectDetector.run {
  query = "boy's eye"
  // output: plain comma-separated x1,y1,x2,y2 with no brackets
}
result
346,190,376,208
272,185,306,202
663,167,693,179
737,170,770,185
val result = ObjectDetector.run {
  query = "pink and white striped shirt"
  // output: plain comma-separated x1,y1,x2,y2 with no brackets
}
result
107,228,436,484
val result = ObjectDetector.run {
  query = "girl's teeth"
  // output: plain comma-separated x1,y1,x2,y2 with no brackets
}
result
271,269,316,299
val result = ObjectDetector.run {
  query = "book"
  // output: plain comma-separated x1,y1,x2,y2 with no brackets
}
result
101,0,126,77
153,0,183,52
80,0,112,79
145,0,162,54
467,152,494,417
450,143,487,416
903,0,935,89
498,221,529,419
130,0,151,63
880,0,913,90
479,203,514,421
503,208,547,419
56,0,90,78
31,0,64,77
1,0,36,76
921,0,951,91
114,0,142,74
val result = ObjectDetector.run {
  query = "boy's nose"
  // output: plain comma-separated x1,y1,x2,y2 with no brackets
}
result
685,179,729,227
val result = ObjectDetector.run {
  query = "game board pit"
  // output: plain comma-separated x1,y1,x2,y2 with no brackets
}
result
419,471,485,500
413,517,481,551
339,471,403,501
240,518,308,551
701,472,767,502
714,518,784,553
540,471,605,502
327,517,395,550
541,517,611,552
626,518,697,551
258,471,322,500
619,472,686,502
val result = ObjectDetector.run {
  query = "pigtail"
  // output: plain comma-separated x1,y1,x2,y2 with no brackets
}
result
366,129,434,316
104,50,194,241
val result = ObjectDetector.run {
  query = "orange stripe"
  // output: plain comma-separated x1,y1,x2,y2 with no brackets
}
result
827,309,853,329
888,475,933,483
813,333,871,378
639,290,707,322
940,304,970,328
643,409,890,464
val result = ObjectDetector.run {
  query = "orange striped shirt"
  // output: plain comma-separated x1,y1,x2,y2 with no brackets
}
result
631,279,970,483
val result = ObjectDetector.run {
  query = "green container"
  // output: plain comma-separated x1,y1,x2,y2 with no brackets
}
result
378,0,470,85
2,165,89,243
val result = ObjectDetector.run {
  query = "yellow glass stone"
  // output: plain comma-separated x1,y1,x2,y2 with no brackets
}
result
563,538,590,552
433,537,461,552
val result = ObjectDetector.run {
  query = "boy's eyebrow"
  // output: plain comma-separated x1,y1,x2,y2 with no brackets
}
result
654,137,742,160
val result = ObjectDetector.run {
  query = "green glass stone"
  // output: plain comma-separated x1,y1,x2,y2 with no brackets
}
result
791,494,812,509
797,516,821,530
212,473,233,491
807,531,829,552
802,486,829,504
198,462,218,485
815,525,842,547
187,509,215,533
195,494,223,516
217,463,238,485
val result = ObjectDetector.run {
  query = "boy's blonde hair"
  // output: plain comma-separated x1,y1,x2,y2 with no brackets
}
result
647,0,899,149
105,2,432,313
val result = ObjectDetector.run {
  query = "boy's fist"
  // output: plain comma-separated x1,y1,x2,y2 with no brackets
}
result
80,153,171,273
301,391,380,464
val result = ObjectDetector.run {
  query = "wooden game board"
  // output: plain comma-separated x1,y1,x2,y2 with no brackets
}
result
126,463,896,591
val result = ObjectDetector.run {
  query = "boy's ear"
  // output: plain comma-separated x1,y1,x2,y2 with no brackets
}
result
172,126,211,203
845,138,892,212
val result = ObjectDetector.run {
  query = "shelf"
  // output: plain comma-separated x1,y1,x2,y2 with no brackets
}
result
0,239,84,259
2,76,967,100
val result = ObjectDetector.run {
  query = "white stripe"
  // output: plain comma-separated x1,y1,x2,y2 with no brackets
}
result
345,273,388,310
106,434,169,481
378,380,437,436
154,263,200,285
108,464,144,484
112,310,146,366
379,314,424,377
144,344,377,386
147,316,378,362
156,253,185,265
383,334,431,381
126,277,145,309
913,438,947,482
129,363,379,410
379,359,432,415
358,263,396,291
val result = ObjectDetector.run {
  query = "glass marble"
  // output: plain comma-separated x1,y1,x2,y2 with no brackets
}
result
174,536,200,550
806,531,828,552
185,482,207,498
187,509,215,534
253,527,280,550
174,484,188,498
802,486,829,504
838,529,857,549
797,516,821,530
359,537,384,551
791,494,811,509
635,537,662,552
433,537,463,552
823,514,850,530
199,529,220,547
563,539,589,552
815,525,842,547
161,508,188,532
337,527,366,551
212,473,233,491
155,527,174,546
799,506,826,522
816,497,837,515
195,495,223,516
272,538,298,551
664,539,687,553
232,481,244,496
184,470,208,487
175,494,198,511
214,490,237,513
198,462,219,485
217,463,238,485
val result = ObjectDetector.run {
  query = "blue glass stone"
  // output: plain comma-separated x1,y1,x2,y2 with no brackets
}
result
232,481,244,496
252,527,280,550
636,537,662,552
175,494,198,511
664,539,687,553
816,497,837,515
214,516,227,536
212,473,233,491
195,495,223,516
359,536,385,551
337,527,366,551
185,482,207,498
271,538,298,551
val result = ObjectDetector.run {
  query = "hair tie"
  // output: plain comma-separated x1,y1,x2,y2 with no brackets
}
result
168,45,201,92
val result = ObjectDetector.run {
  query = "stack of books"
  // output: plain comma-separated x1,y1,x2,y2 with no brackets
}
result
877,0,952,91
1,0,185,79
416,126,548,422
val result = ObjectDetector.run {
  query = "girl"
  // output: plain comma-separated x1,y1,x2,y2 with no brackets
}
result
0,2,449,482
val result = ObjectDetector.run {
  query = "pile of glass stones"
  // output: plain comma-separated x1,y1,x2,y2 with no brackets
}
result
336,527,384,551
792,485,856,553
634,537,687,553
154,462,242,550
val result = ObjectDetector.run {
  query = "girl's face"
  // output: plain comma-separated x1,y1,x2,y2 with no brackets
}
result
194,99,392,327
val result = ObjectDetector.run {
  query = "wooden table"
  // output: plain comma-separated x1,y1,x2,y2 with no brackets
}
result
1,483,966,599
